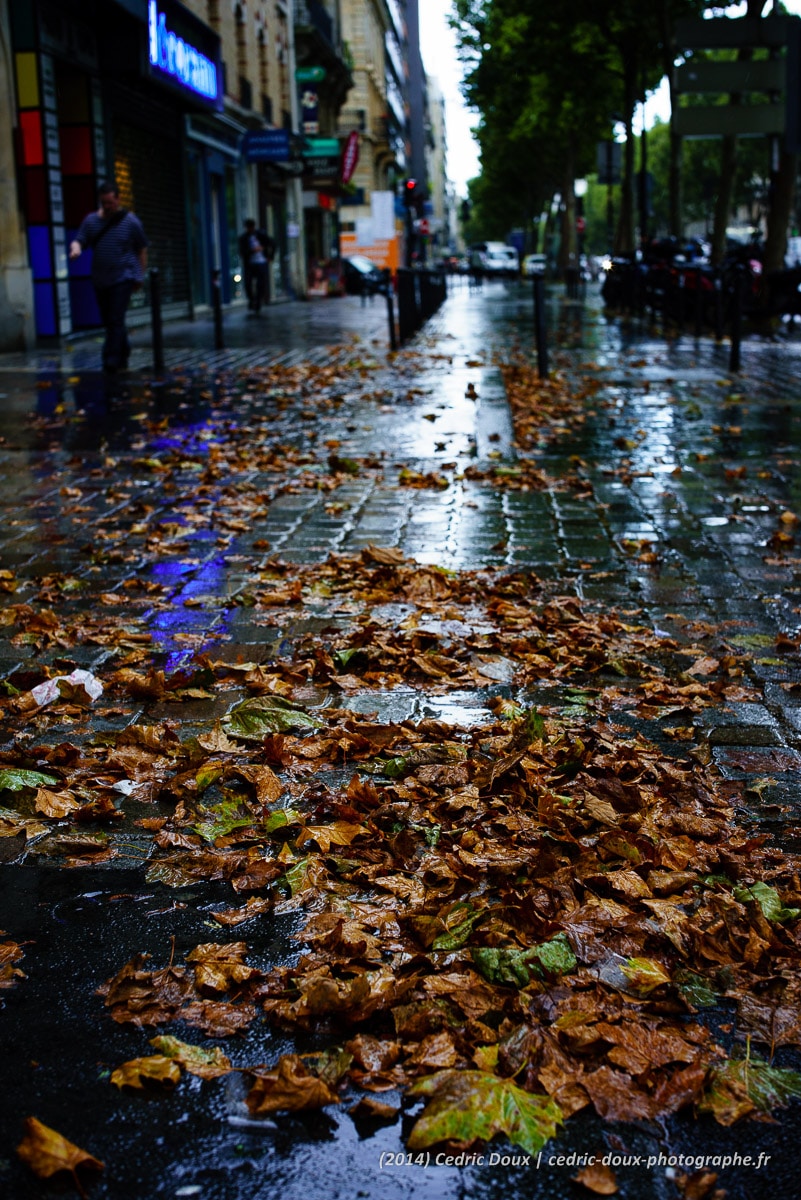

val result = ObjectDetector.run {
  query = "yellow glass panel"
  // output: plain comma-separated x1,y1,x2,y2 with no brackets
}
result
16,53,39,109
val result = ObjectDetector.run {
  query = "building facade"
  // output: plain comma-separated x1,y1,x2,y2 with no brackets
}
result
2,0,436,347
336,0,406,272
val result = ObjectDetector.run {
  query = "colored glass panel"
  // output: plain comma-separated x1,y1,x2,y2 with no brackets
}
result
63,176,96,229
34,282,57,336
10,0,36,50
28,226,52,280
59,126,93,175
56,69,89,123
23,167,48,223
69,278,100,328
20,111,43,166
15,53,39,108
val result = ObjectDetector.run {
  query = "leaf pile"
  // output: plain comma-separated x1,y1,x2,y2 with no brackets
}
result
3,346,801,1175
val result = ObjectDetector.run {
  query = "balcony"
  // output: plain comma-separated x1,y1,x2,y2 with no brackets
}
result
294,0,352,114
296,0,332,46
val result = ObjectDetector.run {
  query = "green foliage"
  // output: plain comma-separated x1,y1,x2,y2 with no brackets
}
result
408,1069,563,1156
0,768,59,792
223,696,324,740
472,934,577,987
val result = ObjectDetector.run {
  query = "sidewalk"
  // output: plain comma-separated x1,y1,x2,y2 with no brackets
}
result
2,279,801,1200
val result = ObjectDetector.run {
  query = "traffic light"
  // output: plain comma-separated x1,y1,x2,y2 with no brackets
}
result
404,179,417,207
460,200,471,223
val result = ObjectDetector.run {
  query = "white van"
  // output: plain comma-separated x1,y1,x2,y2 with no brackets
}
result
470,242,519,277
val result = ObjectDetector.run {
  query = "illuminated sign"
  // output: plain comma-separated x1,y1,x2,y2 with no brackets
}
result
148,1,219,102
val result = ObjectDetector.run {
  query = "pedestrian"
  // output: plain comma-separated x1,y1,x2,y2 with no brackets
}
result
68,181,148,374
238,218,275,315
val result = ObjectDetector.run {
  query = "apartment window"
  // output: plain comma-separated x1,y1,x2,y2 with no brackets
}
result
240,76,253,109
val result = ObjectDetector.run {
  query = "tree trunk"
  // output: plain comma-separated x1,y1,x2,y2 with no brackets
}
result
764,148,798,274
615,61,637,255
561,148,577,271
711,133,738,266
660,0,682,238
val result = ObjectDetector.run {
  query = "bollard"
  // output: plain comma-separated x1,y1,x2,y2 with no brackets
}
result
396,268,416,343
676,268,685,332
149,267,165,374
713,270,724,341
729,266,744,373
533,273,549,379
384,270,397,352
694,268,704,338
212,268,224,350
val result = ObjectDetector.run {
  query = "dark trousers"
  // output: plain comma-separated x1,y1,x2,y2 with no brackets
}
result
95,281,135,371
248,262,269,313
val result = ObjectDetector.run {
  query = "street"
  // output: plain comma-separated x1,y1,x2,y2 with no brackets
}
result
2,280,801,1200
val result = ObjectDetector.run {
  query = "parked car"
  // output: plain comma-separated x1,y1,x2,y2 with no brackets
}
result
343,255,387,295
469,242,519,278
522,253,547,277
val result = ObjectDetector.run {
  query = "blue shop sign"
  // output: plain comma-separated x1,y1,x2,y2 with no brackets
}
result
243,129,292,162
147,0,222,109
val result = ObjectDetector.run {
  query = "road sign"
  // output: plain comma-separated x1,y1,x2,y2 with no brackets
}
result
676,59,786,95
674,15,792,50
674,103,785,139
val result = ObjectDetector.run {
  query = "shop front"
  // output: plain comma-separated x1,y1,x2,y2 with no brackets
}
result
9,0,223,338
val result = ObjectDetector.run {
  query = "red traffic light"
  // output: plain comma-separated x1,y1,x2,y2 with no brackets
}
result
405,178,417,190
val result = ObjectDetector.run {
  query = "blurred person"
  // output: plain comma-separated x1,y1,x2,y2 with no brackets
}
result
69,181,148,373
238,219,275,314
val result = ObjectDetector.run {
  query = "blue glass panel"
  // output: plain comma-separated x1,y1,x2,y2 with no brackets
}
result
69,277,100,328
28,225,51,280
34,282,56,336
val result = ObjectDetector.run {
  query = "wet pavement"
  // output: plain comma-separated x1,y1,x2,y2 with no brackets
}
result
2,280,801,1199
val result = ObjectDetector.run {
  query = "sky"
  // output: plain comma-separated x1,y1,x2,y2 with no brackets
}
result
418,0,480,196
417,1,801,196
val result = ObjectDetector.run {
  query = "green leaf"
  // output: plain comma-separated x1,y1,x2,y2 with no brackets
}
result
0,768,59,792
264,808,302,834
333,647,368,670
223,696,324,740
407,1070,562,1157
472,934,576,987
194,800,254,844
699,1055,801,1126
432,905,483,951
674,970,717,1009
523,709,546,742
619,956,671,995
149,1035,232,1079
281,856,314,896
732,881,800,923
381,757,409,778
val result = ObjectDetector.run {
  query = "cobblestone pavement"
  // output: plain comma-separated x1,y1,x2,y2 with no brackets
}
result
1,281,801,1199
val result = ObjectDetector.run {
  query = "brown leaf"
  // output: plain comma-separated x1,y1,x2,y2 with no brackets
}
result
574,1162,619,1194
17,1117,104,1195
110,1054,181,1089
246,1054,340,1114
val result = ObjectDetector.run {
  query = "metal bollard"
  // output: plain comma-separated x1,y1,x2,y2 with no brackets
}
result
149,267,164,374
212,268,224,350
694,269,704,338
533,273,549,379
713,271,724,341
384,271,397,352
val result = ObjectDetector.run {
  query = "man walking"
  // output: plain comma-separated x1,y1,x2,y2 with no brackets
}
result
238,218,275,314
69,181,148,373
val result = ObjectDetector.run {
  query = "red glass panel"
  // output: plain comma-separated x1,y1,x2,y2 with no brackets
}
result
23,167,48,223
59,125,93,175
20,110,43,166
